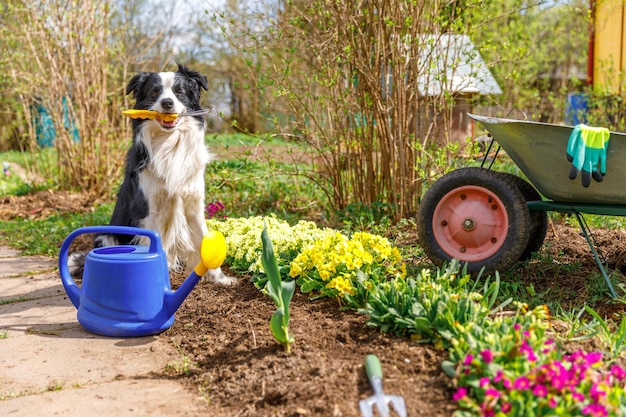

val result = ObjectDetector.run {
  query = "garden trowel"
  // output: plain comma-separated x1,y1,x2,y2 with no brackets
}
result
359,354,407,417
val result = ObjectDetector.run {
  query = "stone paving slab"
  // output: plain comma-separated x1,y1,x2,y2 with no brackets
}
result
0,254,56,278
0,293,77,337
0,379,208,417
0,248,210,416
0,318,173,394
0,272,65,302
0,247,21,258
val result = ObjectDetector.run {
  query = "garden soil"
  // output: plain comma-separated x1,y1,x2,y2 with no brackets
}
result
2,191,626,416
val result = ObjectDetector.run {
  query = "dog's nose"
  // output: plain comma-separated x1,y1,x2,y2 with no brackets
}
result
160,98,174,111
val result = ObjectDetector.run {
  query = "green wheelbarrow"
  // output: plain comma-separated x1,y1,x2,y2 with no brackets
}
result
417,113,626,298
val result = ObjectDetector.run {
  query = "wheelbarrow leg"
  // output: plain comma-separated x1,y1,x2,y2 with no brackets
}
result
573,211,618,298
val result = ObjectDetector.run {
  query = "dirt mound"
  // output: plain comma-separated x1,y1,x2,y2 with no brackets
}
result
0,190,98,220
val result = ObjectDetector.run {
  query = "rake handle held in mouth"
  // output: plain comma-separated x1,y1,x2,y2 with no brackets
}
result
122,109,211,123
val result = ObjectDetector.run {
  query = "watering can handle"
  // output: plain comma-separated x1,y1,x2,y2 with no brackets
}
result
58,226,163,309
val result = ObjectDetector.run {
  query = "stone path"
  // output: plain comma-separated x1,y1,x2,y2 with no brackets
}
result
0,247,209,416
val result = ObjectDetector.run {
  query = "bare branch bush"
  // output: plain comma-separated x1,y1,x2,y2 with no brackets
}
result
215,0,481,220
1,0,128,196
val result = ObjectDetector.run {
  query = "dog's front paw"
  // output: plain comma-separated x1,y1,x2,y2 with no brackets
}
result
206,266,238,285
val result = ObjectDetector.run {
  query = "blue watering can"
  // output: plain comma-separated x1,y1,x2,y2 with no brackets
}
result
59,225,226,337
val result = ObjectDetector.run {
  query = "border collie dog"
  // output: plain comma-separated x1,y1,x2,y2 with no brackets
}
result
69,64,233,284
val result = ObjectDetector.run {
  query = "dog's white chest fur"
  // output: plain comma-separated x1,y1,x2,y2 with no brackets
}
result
136,123,212,270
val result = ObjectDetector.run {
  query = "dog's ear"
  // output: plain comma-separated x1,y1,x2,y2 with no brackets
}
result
125,72,151,97
177,64,208,91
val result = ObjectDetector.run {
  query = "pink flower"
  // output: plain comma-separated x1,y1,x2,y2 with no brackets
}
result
502,378,513,390
590,383,606,402
513,377,530,390
548,397,557,408
485,388,500,399
205,201,225,219
520,340,537,361
532,384,548,397
452,387,468,401
501,402,512,413
463,354,474,366
582,403,608,417
610,364,626,381
493,370,504,383
479,377,491,388
480,349,494,364
585,352,603,365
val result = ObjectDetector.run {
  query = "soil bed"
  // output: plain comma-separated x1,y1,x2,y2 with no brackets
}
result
167,273,455,417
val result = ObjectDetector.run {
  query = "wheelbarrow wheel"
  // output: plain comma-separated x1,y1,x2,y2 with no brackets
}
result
417,167,531,275
494,172,548,261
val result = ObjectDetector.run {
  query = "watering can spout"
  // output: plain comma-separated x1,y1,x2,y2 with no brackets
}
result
163,231,227,315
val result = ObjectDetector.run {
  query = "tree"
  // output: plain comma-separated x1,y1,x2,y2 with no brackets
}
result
468,0,590,122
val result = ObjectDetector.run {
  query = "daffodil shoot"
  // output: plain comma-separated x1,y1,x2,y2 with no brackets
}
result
261,221,295,353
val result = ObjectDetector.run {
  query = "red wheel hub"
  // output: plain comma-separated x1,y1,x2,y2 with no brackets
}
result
432,185,509,262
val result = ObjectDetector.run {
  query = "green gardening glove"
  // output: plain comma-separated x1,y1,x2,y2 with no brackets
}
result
566,124,610,188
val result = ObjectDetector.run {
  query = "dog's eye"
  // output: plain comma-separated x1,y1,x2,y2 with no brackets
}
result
173,85,185,95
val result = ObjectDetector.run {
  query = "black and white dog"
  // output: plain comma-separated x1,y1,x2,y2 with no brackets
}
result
69,64,233,284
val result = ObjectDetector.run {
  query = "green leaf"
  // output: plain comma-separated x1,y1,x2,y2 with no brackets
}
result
270,307,288,343
261,221,282,306
281,280,295,323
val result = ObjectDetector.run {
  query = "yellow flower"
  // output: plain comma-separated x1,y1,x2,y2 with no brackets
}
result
326,275,356,297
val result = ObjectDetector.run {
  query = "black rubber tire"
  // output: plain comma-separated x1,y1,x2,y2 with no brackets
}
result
417,167,531,275
494,172,548,261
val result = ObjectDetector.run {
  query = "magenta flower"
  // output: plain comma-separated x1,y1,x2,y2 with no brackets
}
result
582,403,608,417
610,364,626,381
532,384,548,397
205,201,225,219
502,378,513,390
493,370,504,383
520,340,537,361
586,352,603,366
452,387,468,401
479,377,490,388
542,339,556,354
484,388,500,399
548,365,569,391
513,376,531,390
589,383,607,402
548,397,557,408
480,349,493,364
463,354,474,366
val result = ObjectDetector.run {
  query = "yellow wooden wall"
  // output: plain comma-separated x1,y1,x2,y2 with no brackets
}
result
594,0,626,93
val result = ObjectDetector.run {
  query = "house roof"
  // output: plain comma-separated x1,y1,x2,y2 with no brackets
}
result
417,34,502,96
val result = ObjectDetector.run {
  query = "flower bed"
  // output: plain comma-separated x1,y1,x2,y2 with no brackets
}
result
206,216,626,416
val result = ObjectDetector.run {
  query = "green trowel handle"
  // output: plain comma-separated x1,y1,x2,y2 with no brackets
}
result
365,354,383,380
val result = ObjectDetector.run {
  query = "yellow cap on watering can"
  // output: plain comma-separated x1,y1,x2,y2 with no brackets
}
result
194,230,227,276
